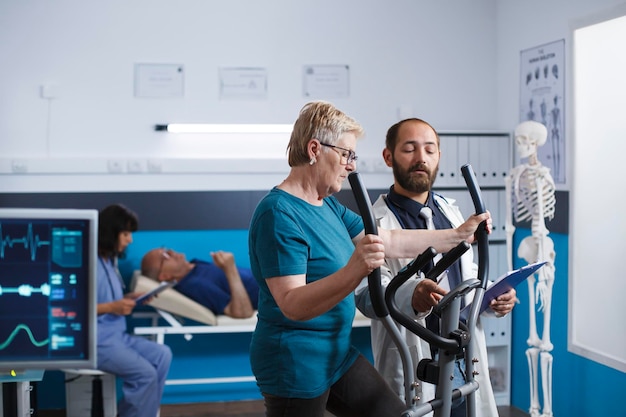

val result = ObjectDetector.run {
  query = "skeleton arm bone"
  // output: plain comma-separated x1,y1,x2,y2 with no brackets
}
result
535,238,555,312
504,173,517,271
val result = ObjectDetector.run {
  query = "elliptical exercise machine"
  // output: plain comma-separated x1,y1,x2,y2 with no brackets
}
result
348,164,490,417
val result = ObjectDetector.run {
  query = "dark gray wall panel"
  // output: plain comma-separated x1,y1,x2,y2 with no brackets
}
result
0,191,267,231
0,188,568,233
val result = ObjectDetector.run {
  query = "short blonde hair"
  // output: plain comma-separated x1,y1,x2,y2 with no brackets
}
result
287,101,364,167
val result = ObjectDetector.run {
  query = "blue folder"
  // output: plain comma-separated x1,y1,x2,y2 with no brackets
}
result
463,261,547,314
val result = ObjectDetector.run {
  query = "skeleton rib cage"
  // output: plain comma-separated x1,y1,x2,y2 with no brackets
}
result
512,164,556,236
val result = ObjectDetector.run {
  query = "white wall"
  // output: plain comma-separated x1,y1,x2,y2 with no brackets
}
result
495,0,626,155
0,0,500,192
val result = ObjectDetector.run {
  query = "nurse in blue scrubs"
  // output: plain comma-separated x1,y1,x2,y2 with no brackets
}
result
96,204,172,417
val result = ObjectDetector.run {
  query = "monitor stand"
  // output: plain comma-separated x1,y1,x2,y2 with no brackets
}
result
1,370,44,417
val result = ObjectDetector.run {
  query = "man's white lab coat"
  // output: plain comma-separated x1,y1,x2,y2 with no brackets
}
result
355,193,499,417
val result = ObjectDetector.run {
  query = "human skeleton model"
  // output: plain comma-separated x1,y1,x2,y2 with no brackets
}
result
505,121,556,417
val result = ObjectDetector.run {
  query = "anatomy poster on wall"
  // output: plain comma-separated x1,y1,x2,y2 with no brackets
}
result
519,39,565,185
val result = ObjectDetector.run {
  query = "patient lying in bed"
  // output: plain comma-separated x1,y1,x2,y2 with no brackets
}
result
140,249,259,319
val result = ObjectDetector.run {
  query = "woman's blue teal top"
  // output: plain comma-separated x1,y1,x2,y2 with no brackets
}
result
248,188,364,398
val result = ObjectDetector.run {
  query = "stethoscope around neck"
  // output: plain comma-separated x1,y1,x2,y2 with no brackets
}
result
99,256,126,296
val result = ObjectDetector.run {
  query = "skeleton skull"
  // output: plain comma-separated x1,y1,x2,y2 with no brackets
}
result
515,121,548,159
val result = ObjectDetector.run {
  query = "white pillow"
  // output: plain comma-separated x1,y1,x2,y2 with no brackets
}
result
130,271,217,326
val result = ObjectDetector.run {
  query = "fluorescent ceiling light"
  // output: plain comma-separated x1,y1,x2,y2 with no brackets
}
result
155,123,293,134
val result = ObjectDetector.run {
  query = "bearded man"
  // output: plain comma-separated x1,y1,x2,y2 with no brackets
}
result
355,118,516,417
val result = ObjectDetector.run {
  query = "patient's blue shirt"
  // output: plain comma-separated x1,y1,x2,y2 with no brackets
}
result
174,260,259,315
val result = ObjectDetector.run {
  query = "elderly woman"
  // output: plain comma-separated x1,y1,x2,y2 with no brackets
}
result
248,101,490,417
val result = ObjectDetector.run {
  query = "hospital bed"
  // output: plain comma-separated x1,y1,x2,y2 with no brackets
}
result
129,272,371,387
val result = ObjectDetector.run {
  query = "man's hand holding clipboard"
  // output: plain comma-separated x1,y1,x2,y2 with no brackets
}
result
462,261,547,315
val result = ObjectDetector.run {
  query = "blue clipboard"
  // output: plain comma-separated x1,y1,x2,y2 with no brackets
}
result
463,261,547,314
135,280,177,304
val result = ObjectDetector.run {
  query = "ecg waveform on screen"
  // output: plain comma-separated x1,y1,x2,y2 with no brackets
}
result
0,222,51,261
0,324,49,350
0,283,51,297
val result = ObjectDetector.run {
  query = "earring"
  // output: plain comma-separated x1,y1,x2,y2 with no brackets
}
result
309,157,317,165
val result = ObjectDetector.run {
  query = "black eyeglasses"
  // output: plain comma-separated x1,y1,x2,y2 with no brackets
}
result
319,143,358,165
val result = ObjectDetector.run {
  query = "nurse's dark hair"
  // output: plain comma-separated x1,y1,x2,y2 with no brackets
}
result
98,203,138,258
